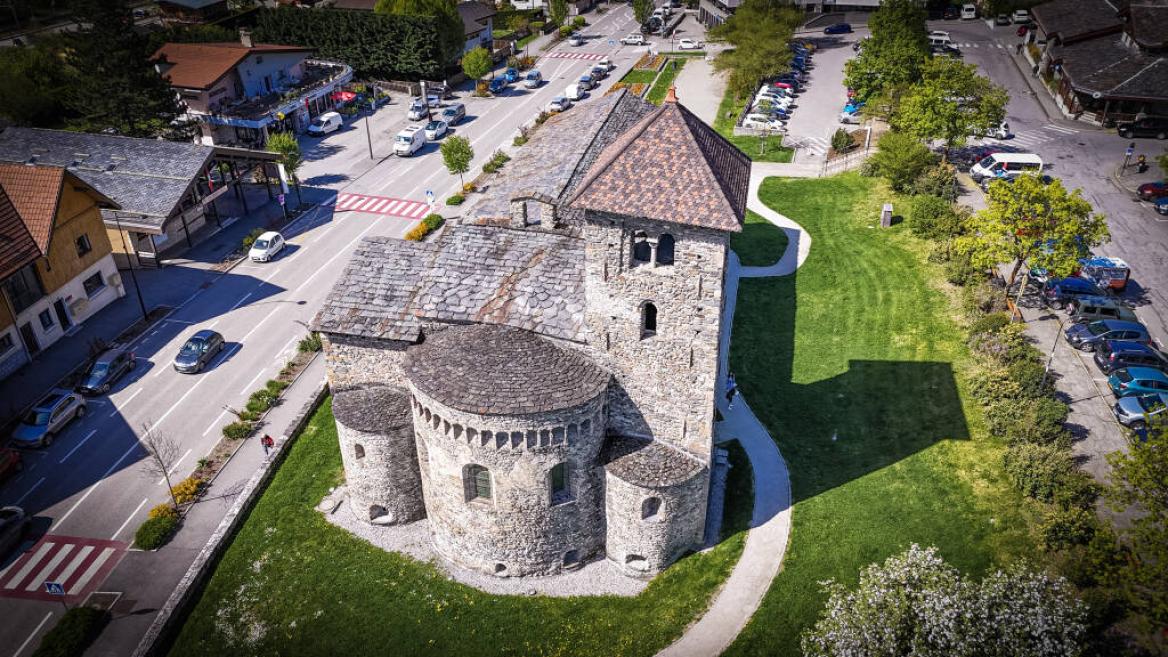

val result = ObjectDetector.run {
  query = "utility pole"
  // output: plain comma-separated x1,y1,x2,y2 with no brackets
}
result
364,99,375,160
114,214,149,322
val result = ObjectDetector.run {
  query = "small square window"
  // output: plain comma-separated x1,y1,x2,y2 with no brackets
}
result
83,272,104,297
75,234,93,257
39,309,54,330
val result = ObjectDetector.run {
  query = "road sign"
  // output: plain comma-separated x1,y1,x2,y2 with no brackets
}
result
278,193,286,206
426,190,435,205
608,39,615,46
44,581,65,596
1126,145,1134,157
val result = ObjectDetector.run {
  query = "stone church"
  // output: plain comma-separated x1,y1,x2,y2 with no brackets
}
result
312,87,750,579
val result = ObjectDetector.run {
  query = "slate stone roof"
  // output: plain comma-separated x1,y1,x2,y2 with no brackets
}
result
1122,0,1168,48
1053,37,1168,100
458,1,496,36
312,224,586,342
153,42,312,90
404,324,609,416
1031,0,1122,43
568,95,750,233
0,127,215,228
0,183,40,281
0,164,65,253
332,385,413,433
603,436,706,487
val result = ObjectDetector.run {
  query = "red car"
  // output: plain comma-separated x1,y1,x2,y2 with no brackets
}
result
0,448,23,483
1137,181,1168,201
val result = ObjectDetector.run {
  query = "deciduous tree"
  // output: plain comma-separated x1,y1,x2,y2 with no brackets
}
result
708,0,802,100
0,40,73,127
955,174,1108,288
440,135,474,187
865,130,936,193
894,56,1009,154
462,46,492,92
632,0,653,25
266,132,304,206
139,424,183,509
375,0,464,66
549,0,568,26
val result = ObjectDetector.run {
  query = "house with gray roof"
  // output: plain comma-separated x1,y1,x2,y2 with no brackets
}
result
311,87,751,580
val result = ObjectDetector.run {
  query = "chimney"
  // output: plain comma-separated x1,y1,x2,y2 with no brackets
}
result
239,29,253,48
664,86,678,104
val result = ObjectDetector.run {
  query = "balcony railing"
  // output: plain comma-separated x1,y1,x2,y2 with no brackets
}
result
200,60,354,129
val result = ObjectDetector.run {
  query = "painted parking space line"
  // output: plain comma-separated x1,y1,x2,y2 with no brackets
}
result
13,477,45,505
109,388,143,418
58,430,97,464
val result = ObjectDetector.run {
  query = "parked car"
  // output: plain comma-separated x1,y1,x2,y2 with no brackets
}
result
174,329,225,374
0,507,29,559
1068,296,1139,324
677,38,703,49
488,77,508,94
11,390,86,448
407,100,429,121
440,102,466,125
248,231,285,262
1137,180,1168,200
1109,367,1168,398
424,119,448,140
598,56,613,71
1154,196,1168,215
1013,9,1030,22
824,22,852,34
1117,116,1168,140
840,111,861,124
1043,277,1105,309
1065,319,1151,352
0,449,24,484
307,111,343,136
1113,392,1168,430
77,346,135,395
742,115,785,131
961,3,977,18
621,33,645,45
1079,256,1131,291
1095,341,1168,375
995,13,1011,25
931,43,963,58
568,33,584,46
943,5,960,19
979,121,1011,139
578,73,595,90
524,70,543,88
503,67,520,83
590,64,608,80
547,95,572,113
394,125,426,156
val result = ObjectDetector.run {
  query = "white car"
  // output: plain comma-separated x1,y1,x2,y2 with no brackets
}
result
568,34,584,46
742,115,786,132
620,33,645,46
1012,9,1030,23
393,125,427,156
306,111,342,136
424,119,448,140
755,95,793,109
979,121,1011,139
839,111,860,124
248,231,285,262
598,56,613,71
547,96,572,112
677,38,703,50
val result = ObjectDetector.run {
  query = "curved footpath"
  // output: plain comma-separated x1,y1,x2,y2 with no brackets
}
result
656,169,810,657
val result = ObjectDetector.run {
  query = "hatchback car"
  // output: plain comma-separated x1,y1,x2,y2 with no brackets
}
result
77,347,135,395
568,33,584,46
1113,392,1168,430
524,70,543,88
824,22,852,34
1117,117,1168,140
1094,340,1168,374
995,13,1011,25
488,78,508,94
424,119,448,140
620,33,645,45
1012,9,1030,22
1137,181,1168,200
1067,296,1138,324
248,231,285,262
174,329,225,374
1109,367,1168,398
678,38,703,49
0,507,29,559
1043,277,1104,309
578,73,595,90
503,67,520,83
1154,196,1168,215
11,390,86,448
1065,319,1150,351
440,103,466,125
547,96,572,113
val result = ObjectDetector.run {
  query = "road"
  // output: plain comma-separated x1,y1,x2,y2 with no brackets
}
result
0,5,671,654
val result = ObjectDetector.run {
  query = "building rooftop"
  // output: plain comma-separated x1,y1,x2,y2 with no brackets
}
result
0,183,40,281
603,435,706,487
157,0,228,8
0,127,214,227
568,91,750,233
0,164,65,253
1031,0,1123,43
1054,37,1168,101
404,324,609,416
153,41,312,90
332,385,413,433
1122,0,1168,48
458,1,496,36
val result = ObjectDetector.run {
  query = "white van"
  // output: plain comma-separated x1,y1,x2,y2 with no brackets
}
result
960,3,977,19
307,111,342,136
928,30,952,47
393,125,426,156
970,152,1044,182
565,83,585,101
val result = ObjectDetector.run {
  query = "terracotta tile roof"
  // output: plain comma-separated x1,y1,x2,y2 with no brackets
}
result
0,182,41,282
0,163,65,254
153,42,312,90
568,94,750,233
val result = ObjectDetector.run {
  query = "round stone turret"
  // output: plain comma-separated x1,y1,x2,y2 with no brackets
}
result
333,385,425,525
404,324,610,576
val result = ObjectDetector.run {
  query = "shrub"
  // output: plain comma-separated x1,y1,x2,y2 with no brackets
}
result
558,24,573,37
968,322,1037,365
240,227,264,250
968,312,1011,337
985,397,1070,447
1041,506,1097,552
830,128,853,153
134,514,178,550
238,409,261,422
572,16,585,27
1053,470,1100,510
1007,358,1053,399
962,280,1008,317
446,193,465,205
482,149,511,174
969,366,1023,407
506,55,520,69
518,54,536,69
513,133,528,146
944,251,979,286
148,503,178,520
865,131,936,193
530,20,545,31
534,110,551,125
1055,528,1125,588
405,213,445,242
265,379,289,396
31,607,110,657
462,182,477,194
249,387,279,410
298,332,322,353
222,420,253,440
909,194,960,241
171,476,204,505
911,162,959,201
1003,443,1073,502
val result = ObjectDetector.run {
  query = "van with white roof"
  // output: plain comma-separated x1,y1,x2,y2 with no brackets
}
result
393,125,426,156
970,152,1044,182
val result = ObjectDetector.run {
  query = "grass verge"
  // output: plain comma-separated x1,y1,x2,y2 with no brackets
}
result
723,173,1037,657
646,59,686,105
713,88,793,163
168,400,754,657
730,210,790,267
619,69,657,85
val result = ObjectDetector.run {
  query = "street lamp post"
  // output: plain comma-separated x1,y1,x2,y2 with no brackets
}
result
113,213,149,322
364,99,375,160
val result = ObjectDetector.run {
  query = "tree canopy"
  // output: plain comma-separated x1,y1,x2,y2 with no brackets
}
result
462,46,492,81
375,0,464,67
708,0,803,100
865,131,937,193
955,174,1108,286
844,0,929,113
440,135,474,187
632,0,654,25
894,56,1009,152
549,0,568,26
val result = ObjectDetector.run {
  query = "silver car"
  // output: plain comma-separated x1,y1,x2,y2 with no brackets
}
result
1113,392,1168,431
11,389,86,448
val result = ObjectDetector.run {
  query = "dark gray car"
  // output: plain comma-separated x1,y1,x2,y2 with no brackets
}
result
1064,320,1150,352
0,506,29,559
77,347,135,395
1094,340,1168,374
440,103,466,126
173,329,225,374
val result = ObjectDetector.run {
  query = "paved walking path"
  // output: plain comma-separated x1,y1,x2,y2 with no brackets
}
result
656,165,805,657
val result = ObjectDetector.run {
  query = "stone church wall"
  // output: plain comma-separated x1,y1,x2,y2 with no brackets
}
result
604,466,709,578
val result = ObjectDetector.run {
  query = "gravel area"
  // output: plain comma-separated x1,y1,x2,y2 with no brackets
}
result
320,494,648,598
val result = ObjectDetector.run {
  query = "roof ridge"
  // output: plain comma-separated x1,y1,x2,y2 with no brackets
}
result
565,102,669,206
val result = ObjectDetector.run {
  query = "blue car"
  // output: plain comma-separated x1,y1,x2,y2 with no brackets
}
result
504,67,520,83
1154,196,1168,215
489,77,507,94
824,22,852,34
844,100,865,113
1108,367,1168,398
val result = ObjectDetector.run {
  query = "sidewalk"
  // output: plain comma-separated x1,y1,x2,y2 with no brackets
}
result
1004,45,1066,122
84,355,327,657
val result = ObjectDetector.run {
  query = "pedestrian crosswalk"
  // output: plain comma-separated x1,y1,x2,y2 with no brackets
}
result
983,123,1079,149
544,51,606,61
331,193,432,219
797,135,830,156
0,535,127,602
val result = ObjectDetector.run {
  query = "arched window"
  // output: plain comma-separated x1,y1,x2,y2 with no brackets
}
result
656,234,675,265
632,231,651,264
641,302,657,339
465,464,492,501
354,444,365,460
642,497,662,519
550,463,570,503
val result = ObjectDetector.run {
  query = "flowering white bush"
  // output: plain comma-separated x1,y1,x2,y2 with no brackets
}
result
801,544,1087,657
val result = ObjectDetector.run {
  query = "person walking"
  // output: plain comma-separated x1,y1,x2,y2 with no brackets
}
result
725,372,738,410
261,434,275,457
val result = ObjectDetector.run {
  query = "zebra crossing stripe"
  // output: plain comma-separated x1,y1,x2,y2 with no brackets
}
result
1043,125,1078,134
50,545,94,587
24,544,74,592
68,548,115,595
409,203,430,218
4,542,53,590
369,199,391,213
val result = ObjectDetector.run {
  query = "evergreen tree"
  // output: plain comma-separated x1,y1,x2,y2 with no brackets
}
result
376,0,464,67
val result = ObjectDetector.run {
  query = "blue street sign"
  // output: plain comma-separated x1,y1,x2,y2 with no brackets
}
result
44,581,65,596
278,193,286,206
1125,146,1134,156
608,39,616,46
426,190,435,202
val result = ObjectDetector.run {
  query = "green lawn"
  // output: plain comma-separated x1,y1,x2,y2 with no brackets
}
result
714,88,793,163
731,210,789,267
723,174,1038,657
646,59,686,105
516,32,538,50
619,69,658,85
167,401,754,657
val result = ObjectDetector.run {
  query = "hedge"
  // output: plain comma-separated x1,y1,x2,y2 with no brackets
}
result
254,8,447,80
31,607,110,657
405,213,446,241
134,514,178,550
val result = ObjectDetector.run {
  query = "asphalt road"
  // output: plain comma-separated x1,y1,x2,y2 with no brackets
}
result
0,5,670,654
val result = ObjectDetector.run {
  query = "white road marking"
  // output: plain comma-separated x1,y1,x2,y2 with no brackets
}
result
24,544,74,591
111,498,149,541
14,477,44,505
67,547,114,594
162,318,195,325
52,545,94,584
203,409,229,437
58,430,97,464
51,440,140,533
4,542,54,590
156,448,192,486
12,612,53,657
109,388,143,417
239,369,266,395
228,292,252,311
